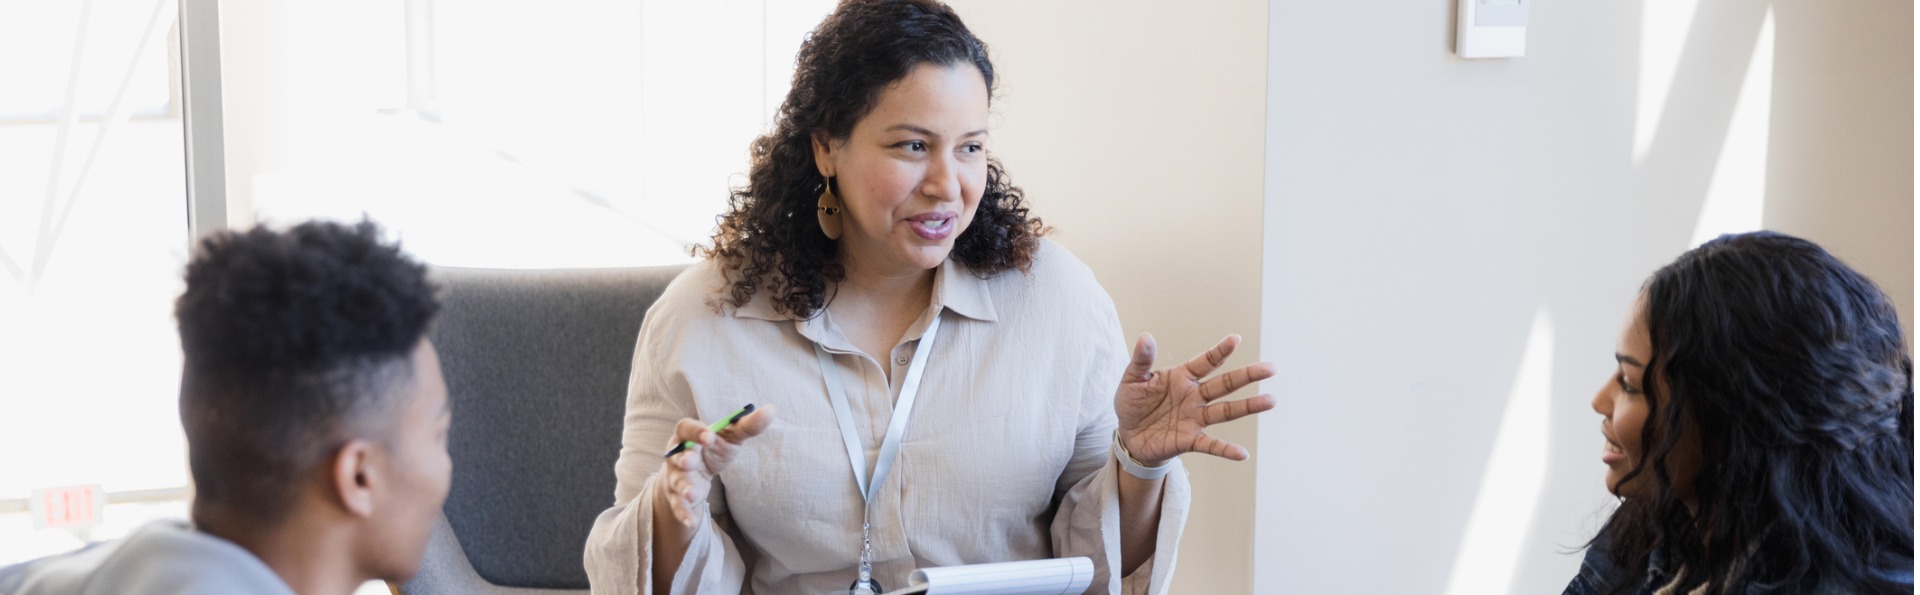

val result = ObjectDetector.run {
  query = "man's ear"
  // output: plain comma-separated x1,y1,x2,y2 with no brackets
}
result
329,440,377,519
811,131,836,179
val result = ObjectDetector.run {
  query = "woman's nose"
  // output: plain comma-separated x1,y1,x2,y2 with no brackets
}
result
920,155,962,202
1590,378,1610,417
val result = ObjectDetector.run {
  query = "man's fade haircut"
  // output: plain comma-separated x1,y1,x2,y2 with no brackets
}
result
176,220,440,523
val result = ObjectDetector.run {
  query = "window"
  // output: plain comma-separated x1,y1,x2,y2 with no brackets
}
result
0,0,192,564
228,0,835,268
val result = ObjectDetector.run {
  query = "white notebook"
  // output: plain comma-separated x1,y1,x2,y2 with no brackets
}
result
878,557,1095,595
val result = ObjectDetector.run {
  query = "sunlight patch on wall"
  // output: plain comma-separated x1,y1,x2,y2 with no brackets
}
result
1443,308,1554,595
1688,8,1774,247
1632,0,1701,162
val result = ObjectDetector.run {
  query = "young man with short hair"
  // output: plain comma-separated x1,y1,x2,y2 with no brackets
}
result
1,220,451,595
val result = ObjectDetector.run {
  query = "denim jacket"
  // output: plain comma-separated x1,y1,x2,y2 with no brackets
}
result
1563,536,1915,595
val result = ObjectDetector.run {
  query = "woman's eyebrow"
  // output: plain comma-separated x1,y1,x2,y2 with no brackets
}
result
883,123,990,138
1615,353,1645,368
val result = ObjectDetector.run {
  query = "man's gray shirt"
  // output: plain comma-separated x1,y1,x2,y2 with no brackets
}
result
0,521,295,595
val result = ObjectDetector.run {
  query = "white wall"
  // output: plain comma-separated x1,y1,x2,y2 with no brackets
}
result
1256,1,1911,594
949,2,1269,593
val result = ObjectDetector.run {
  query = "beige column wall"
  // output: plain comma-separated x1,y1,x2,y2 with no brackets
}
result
1763,0,1914,338
949,2,1270,593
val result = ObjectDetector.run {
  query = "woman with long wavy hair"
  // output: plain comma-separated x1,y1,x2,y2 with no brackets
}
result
1569,231,1914,594
584,1,1275,593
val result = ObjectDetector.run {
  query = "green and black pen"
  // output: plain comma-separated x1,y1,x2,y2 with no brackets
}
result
663,403,757,458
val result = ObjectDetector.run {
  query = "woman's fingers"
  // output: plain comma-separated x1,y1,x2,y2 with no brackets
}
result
1121,333,1158,383
664,416,729,526
1191,433,1250,461
1202,394,1276,425
672,418,714,447
663,452,718,527
661,459,694,525
661,408,775,527
704,405,775,472
1198,361,1277,401
716,405,776,444
1180,335,1240,379
703,439,737,467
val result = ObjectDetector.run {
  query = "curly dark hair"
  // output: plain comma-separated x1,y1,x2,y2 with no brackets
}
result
1591,231,1913,594
176,219,441,523
698,0,1045,318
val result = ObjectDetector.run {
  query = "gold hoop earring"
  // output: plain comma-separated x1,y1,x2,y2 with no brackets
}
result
816,178,843,240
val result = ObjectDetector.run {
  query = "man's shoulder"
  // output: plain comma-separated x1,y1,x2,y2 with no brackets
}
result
0,521,293,595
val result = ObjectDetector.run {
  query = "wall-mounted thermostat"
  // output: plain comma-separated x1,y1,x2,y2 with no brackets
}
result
1457,0,1528,58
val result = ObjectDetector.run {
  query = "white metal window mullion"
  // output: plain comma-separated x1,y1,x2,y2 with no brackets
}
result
178,0,226,241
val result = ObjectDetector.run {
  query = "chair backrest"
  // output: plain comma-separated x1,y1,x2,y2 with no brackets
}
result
400,265,688,594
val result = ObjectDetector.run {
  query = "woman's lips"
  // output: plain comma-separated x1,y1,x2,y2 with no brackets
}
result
1600,421,1627,465
907,212,957,241
1601,437,1626,465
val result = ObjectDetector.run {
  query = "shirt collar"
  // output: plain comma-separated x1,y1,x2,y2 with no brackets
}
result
728,258,1000,324
930,257,998,323
728,287,788,322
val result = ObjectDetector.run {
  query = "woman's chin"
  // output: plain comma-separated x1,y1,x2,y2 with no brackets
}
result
894,242,955,270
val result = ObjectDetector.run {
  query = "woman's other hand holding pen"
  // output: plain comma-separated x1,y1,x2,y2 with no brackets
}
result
657,405,776,527
649,405,775,593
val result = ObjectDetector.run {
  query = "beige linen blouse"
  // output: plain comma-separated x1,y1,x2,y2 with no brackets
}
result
583,239,1191,594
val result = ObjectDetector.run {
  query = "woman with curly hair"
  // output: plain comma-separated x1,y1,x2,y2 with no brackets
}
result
584,1,1274,593
1569,231,1914,595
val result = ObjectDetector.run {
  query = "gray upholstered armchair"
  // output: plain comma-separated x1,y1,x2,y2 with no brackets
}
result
395,265,688,594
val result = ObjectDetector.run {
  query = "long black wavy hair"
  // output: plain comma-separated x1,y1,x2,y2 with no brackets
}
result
1594,231,1913,594
698,0,1045,319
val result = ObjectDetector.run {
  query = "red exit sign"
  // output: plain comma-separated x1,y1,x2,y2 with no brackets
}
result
29,485,104,531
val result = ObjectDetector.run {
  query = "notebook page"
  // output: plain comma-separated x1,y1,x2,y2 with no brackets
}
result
886,557,1095,595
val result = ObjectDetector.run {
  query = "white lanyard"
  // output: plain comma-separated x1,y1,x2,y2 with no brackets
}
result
814,311,941,593
815,312,941,506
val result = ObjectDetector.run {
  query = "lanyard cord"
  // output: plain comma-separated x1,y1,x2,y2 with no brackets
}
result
815,312,942,506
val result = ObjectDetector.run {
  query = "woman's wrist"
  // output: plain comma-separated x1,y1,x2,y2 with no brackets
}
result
1113,431,1175,479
